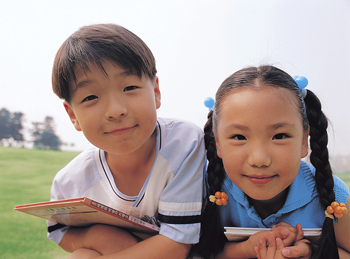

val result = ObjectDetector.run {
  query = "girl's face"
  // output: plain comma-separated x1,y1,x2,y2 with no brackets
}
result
215,86,309,201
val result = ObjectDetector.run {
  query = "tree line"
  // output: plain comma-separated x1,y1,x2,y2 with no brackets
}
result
0,107,63,150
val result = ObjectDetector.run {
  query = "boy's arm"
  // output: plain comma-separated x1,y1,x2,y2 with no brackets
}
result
59,227,88,252
92,234,191,259
59,225,139,254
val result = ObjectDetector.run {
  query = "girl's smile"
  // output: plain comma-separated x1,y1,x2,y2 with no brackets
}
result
244,174,277,185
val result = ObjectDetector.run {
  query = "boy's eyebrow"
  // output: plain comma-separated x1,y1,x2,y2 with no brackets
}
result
71,70,137,94
71,80,91,94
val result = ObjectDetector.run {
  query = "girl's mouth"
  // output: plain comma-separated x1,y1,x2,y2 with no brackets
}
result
246,175,276,185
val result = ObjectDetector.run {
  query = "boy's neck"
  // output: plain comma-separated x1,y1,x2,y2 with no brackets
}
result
247,187,289,220
104,130,157,196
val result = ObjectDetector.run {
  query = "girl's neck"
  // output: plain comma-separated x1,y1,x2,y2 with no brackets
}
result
247,187,290,220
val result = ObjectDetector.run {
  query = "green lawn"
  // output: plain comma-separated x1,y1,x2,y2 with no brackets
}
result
0,146,78,259
1,146,349,258
335,172,350,189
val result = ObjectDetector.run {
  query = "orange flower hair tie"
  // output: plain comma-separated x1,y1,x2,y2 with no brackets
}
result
325,201,348,223
209,191,228,206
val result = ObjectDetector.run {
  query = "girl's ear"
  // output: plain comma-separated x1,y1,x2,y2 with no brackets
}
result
63,101,82,131
301,126,310,158
215,135,222,159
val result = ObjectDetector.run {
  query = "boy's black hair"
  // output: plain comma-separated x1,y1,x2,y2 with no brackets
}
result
196,65,339,259
52,23,157,103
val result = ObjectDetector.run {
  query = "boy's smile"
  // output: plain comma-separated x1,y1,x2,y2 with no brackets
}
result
63,60,161,157
215,86,309,204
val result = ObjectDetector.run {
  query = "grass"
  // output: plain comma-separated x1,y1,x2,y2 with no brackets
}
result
0,146,79,259
1,146,349,258
335,172,350,189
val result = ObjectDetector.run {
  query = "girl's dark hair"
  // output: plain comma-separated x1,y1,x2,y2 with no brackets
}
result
52,23,157,103
197,65,338,259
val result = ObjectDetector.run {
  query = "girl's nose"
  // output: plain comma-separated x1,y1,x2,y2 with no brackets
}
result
247,143,272,168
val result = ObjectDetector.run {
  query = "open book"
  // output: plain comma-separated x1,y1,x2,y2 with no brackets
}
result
14,197,160,234
224,227,322,242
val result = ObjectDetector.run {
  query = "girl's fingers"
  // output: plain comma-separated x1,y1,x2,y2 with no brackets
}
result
275,238,284,251
266,234,277,259
295,223,304,241
259,235,268,258
282,240,311,258
255,246,262,259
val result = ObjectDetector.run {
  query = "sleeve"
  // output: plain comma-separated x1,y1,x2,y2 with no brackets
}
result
46,148,99,244
157,120,206,244
47,174,70,244
333,174,349,205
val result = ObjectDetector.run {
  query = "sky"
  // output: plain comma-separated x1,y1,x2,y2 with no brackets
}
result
0,0,349,157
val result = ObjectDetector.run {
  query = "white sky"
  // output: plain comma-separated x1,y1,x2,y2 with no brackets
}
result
0,0,349,156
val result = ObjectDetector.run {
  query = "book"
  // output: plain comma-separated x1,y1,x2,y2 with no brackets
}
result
14,197,160,234
224,227,322,242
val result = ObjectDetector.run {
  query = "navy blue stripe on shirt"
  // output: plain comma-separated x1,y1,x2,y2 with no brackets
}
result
99,150,135,202
158,213,201,224
48,223,66,233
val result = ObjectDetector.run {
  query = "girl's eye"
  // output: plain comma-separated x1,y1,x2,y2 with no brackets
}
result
273,133,290,140
82,95,98,102
124,85,139,92
231,134,246,140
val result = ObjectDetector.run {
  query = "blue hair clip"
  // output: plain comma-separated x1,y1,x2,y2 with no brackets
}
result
293,76,308,98
204,97,215,111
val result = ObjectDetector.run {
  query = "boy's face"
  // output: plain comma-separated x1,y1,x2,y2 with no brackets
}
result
64,60,161,156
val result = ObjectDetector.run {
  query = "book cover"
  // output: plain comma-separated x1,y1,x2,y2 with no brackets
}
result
14,197,160,234
224,227,322,242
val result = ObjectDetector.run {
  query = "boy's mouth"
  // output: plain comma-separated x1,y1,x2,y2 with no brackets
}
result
105,125,137,135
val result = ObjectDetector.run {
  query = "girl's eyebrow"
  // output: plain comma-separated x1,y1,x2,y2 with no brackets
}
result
225,122,296,131
269,122,296,130
225,123,249,131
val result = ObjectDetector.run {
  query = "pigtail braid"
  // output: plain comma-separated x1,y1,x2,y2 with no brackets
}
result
304,90,339,259
195,110,227,258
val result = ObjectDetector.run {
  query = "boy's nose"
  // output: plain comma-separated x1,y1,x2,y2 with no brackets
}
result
247,143,272,168
105,96,128,120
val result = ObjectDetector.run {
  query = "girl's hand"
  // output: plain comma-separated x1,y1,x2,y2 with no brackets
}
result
246,227,290,257
271,222,304,247
280,239,312,259
255,234,285,259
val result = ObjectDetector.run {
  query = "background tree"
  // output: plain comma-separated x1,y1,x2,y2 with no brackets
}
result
31,116,62,150
0,108,25,147
0,108,11,142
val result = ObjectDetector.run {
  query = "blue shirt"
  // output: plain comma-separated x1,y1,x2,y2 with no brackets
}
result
219,161,349,229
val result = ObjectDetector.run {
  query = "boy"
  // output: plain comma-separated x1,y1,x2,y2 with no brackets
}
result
48,24,205,259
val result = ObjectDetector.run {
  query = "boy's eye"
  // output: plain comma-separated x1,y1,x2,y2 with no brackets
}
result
123,85,139,92
82,95,98,102
273,133,290,140
231,134,246,140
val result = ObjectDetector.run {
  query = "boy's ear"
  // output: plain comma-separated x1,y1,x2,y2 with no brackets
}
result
215,135,222,159
301,126,310,158
63,101,82,131
153,77,161,109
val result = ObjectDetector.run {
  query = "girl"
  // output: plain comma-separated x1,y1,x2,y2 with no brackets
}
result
198,65,349,259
